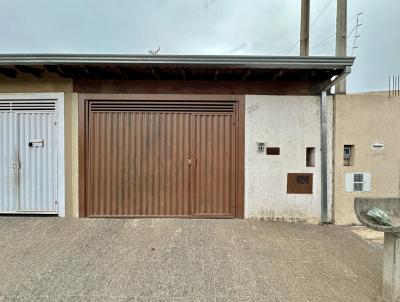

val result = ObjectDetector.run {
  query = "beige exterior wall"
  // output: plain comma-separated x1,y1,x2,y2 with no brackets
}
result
0,75,79,217
64,92,79,218
334,94,400,225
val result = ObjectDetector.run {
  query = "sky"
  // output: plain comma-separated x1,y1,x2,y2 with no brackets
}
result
0,0,399,92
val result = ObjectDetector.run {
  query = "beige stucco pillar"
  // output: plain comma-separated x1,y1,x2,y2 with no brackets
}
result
383,232,400,301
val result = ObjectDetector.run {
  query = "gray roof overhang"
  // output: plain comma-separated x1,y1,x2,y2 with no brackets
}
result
0,54,354,88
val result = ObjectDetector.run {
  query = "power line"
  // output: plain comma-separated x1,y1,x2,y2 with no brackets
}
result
287,0,334,54
312,32,336,50
310,13,362,53
311,23,356,51
347,24,357,39
310,0,334,28
313,13,357,40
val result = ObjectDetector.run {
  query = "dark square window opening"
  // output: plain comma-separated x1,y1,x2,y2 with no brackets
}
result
306,147,315,167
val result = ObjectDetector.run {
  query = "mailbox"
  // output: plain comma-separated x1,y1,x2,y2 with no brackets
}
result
29,139,44,148
287,173,313,194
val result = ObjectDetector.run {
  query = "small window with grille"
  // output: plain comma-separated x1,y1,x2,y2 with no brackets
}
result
345,173,371,192
353,174,364,191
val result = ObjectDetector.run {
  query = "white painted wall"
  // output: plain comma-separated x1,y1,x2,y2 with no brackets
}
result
244,95,333,223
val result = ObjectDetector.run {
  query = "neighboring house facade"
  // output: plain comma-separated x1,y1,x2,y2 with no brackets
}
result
0,54,353,222
333,92,400,225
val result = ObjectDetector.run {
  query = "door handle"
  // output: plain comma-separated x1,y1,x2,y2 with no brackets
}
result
185,159,197,166
11,161,20,169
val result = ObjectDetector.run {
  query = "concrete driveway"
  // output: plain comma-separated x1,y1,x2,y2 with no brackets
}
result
0,218,382,301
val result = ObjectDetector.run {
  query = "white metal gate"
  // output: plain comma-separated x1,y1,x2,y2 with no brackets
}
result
0,99,58,214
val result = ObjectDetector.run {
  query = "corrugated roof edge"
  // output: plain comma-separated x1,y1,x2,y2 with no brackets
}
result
0,54,355,69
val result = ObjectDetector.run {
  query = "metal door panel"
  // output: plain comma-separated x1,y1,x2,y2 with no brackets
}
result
192,114,236,216
17,113,57,212
0,112,17,212
87,111,191,216
84,100,237,218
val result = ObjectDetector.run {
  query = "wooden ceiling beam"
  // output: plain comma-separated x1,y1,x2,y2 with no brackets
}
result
85,66,105,79
151,67,160,80
179,68,187,80
305,70,317,81
15,65,42,78
271,70,284,80
43,65,74,78
242,69,251,80
80,65,93,77
0,67,17,78
113,66,130,80
57,66,79,78
214,69,219,81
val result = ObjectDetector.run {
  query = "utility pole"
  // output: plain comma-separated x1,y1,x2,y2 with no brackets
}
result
300,0,310,56
335,0,347,94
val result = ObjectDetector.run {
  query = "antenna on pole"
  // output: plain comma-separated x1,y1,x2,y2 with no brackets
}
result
351,13,363,56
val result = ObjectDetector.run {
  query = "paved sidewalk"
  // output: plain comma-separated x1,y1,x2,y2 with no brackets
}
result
0,218,382,301
351,226,384,249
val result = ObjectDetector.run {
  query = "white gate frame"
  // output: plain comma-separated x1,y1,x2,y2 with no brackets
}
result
0,93,65,217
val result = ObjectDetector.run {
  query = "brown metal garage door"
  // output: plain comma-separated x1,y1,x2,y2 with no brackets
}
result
84,100,237,217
